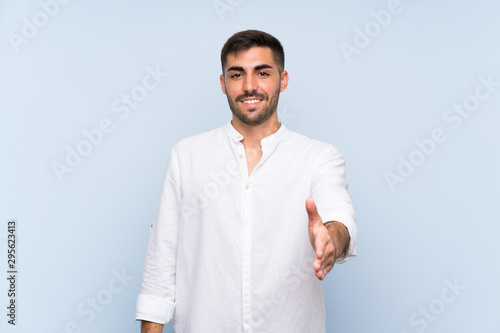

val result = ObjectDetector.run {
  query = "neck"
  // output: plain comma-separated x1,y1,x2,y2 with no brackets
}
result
231,116,281,147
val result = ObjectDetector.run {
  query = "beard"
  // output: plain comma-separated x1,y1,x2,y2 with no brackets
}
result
226,88,281,126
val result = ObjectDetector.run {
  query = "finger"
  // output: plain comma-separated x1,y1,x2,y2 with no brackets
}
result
319,263,333,280
319,244,335,277
315,238,325,258
313,226,327,250
313,258,321,271
319,250,334,273
313,239,327,279
312,258,322,279
315,264,326,280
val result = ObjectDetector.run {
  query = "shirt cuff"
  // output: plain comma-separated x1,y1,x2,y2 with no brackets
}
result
135,294,176,324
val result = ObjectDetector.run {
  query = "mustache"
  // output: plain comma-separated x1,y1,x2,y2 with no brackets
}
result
235,92,268,102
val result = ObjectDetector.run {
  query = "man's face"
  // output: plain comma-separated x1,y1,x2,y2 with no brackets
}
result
220,47,288,126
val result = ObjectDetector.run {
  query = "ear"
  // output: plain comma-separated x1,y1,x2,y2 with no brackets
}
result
220,74,227,95
280,70,289,92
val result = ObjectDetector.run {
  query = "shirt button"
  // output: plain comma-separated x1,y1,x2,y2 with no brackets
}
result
245,185,249,189
237,135,242,140
239,154,243,159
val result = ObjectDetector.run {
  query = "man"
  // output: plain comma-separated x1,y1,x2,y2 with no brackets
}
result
136,30,357,333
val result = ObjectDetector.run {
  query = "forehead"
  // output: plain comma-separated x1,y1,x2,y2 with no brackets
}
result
225,47,276,70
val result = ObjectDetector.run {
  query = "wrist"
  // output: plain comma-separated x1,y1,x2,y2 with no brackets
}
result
324,221,350,258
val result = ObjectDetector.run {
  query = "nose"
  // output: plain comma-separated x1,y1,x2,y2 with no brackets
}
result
243,74,257,93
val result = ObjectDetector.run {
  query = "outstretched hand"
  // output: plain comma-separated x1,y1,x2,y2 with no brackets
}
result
306,198,337,280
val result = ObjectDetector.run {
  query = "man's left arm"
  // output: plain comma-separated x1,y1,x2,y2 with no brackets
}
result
308,143,357,280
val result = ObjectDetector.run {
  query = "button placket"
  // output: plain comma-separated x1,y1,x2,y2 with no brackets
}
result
236,141,253,332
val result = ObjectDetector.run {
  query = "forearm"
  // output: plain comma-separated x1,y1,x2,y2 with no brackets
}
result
141,320,164,333
324,221,350,259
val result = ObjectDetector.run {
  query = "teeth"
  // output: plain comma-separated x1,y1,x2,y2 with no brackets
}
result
242,99,260,104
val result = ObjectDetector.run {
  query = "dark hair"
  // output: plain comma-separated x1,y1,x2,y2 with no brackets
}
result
221,30,285,73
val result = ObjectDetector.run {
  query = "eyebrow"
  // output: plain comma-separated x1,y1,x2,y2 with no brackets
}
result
255,64,273,71
226,64,274,72
227,66,244,72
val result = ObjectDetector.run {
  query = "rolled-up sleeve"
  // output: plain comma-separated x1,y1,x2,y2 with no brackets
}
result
135,147,181,324
310,143,357,264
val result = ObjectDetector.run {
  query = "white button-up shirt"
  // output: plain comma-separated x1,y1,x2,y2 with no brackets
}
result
136,122,357,333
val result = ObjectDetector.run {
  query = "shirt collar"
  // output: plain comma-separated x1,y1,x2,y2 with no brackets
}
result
223,121,289,146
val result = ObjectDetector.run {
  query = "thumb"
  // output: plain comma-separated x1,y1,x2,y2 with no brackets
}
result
306,198,323,254
306,198,321,223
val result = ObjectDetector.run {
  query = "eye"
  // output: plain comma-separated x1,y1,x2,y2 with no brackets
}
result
230,73,242,78
258,72,270,76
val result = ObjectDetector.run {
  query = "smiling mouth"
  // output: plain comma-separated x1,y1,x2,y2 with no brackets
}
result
236,92,267,105
241,99,262,104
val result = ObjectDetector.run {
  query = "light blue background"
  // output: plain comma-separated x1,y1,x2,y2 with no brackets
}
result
1,0,499,332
